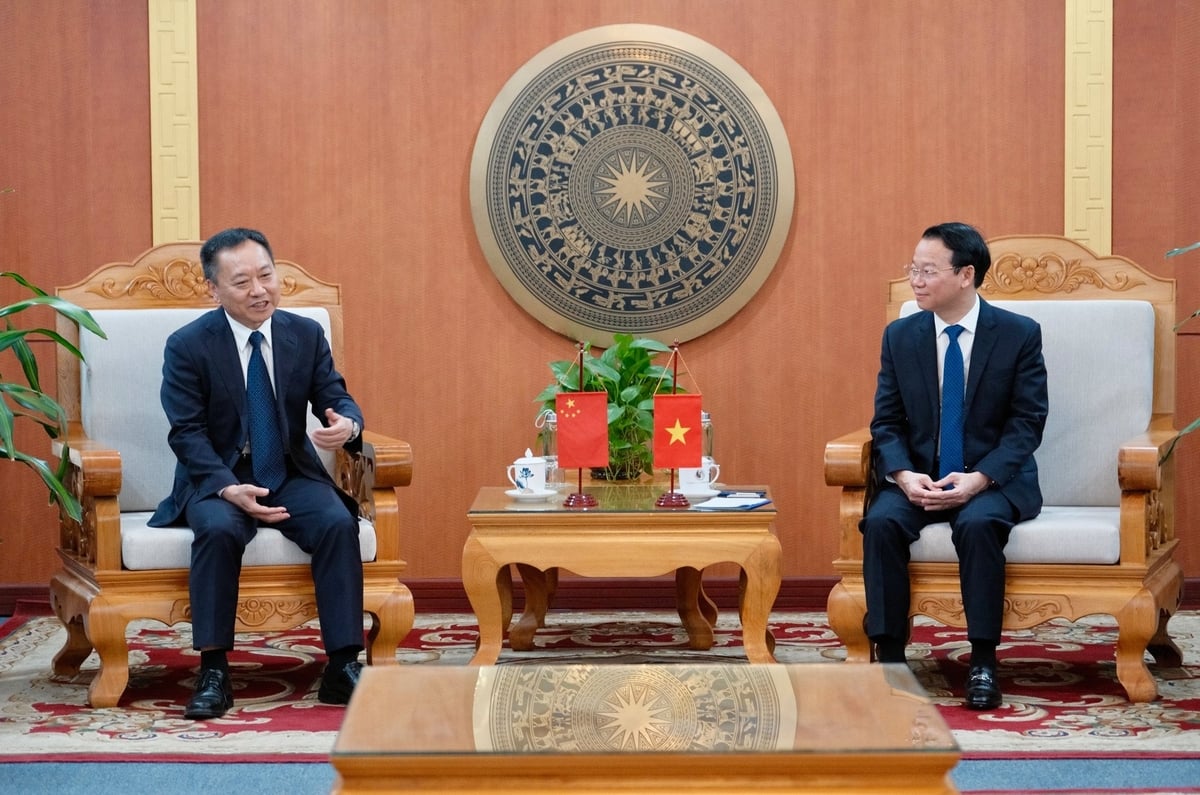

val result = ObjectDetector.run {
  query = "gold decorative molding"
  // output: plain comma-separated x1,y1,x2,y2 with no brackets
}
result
148,0,201,243
1064,0,1113,254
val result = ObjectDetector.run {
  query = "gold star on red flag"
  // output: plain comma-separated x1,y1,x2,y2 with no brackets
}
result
653,393,702,469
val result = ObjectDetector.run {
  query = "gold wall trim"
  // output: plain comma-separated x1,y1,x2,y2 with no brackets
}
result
148,0,200,243
1064,0,1113,255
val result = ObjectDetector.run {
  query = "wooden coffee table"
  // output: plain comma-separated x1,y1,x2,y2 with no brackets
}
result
462,484,782,664
330,663,960,793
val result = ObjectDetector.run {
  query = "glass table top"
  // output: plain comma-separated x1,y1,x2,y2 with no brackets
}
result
468,483,775,514
333,663,956,757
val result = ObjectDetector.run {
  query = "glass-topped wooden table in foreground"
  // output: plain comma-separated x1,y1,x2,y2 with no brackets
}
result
331,662,960,793
463,484,781,665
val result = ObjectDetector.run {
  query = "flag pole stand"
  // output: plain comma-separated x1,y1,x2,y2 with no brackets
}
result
563,342,599,509
656,341,692,509
656,468,689,509
564,466,597,509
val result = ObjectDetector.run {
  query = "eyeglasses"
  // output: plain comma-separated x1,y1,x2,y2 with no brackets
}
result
903,263,959,281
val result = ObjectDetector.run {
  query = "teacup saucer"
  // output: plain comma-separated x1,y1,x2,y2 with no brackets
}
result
505,488,559,502
674,487,720,498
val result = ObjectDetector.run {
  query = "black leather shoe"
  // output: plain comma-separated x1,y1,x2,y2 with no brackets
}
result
318,660,363,705
184,667,233,720
965,664,1002,710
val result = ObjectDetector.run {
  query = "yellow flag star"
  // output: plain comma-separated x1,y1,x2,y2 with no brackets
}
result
666,418,690,445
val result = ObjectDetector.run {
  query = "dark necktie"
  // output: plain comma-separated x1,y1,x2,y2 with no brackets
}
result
938,324,965,480
247,330,286,492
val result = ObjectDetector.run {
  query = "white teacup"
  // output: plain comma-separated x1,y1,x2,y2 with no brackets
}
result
507,449,547,493
679,456,720,493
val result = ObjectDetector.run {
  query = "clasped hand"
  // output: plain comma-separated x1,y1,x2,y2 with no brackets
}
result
222,409,355,522
894,470,990,510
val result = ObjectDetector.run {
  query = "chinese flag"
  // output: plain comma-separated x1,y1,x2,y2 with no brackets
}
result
653,393,703,469
556,392,609,468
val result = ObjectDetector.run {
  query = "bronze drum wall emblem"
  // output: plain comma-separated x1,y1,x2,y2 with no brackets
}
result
470,24,794,346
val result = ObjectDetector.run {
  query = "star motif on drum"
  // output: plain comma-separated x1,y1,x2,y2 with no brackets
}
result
471,24,794,346
595,149,670,225
596,682,675,750
473,664,798,753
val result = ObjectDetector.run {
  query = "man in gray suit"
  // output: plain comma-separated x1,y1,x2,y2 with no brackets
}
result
861,222,1048,710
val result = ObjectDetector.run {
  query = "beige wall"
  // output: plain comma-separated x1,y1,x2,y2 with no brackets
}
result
2,1,1196,595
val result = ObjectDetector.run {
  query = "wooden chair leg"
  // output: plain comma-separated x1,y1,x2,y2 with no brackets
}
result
84,598,132,708
1114,591,1160,703
827,582,873,663
1147,608,1183,668
49,572,97,677
363,584,414,666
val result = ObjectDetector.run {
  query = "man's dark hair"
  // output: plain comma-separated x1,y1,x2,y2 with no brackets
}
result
922,222,990,287
200,227,274,282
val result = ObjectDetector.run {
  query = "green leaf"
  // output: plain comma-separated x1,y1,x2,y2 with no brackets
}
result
1166,241,1200,258
2,446,82,522
0,390,15,455
0,283,106,338
0,382,68,433
630,337,672,353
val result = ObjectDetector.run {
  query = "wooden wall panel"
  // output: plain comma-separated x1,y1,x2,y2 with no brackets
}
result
2,1,1190,599
1113,0,1200,577
0,1,151,585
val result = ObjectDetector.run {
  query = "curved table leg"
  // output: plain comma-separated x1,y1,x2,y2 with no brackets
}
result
738,538,782,663
510,564,552,651
675,567,715,650
463,535,507,665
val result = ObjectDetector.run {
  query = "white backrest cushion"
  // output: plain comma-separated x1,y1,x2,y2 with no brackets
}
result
79,307,334,512
899,300,1154,506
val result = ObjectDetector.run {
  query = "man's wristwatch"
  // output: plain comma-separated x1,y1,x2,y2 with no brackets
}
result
348,420,360,442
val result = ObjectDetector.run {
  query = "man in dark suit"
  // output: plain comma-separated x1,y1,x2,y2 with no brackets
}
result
861,222,1048,710
149,227,367,720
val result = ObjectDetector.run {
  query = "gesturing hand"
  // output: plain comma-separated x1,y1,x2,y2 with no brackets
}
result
311,408,356,450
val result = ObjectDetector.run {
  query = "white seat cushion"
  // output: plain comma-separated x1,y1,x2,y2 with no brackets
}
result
120,512,379,570
910,506,1119,564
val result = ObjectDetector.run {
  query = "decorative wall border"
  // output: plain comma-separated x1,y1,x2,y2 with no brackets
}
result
147,0,200,243
1064,0,1113,255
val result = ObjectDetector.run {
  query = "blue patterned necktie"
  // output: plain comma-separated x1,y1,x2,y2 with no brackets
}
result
938,324,965,480
247,330,286,492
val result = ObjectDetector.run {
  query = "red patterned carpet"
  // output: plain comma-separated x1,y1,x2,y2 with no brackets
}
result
1,604,1197,763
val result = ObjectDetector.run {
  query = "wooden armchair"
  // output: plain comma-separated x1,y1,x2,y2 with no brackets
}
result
48,242,415,707
825,235,1183,702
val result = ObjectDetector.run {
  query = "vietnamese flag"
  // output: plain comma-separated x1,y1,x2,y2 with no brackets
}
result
653,393,702,469
556,392,609,468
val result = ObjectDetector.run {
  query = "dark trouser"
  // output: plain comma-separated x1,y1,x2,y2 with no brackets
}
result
185,465,363,653
860,484,1016,645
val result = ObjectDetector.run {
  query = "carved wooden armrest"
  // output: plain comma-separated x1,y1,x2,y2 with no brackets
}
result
52,432,123,570
825,428,872,561
825,428,872,488
338,431,413,563
1117,419,1177,560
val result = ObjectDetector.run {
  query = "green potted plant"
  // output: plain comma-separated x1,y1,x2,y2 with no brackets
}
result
1166,240,1200,458
2,270,105,521
536,334,683,480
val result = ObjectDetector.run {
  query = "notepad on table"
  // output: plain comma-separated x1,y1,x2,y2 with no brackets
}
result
690,496,773,511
